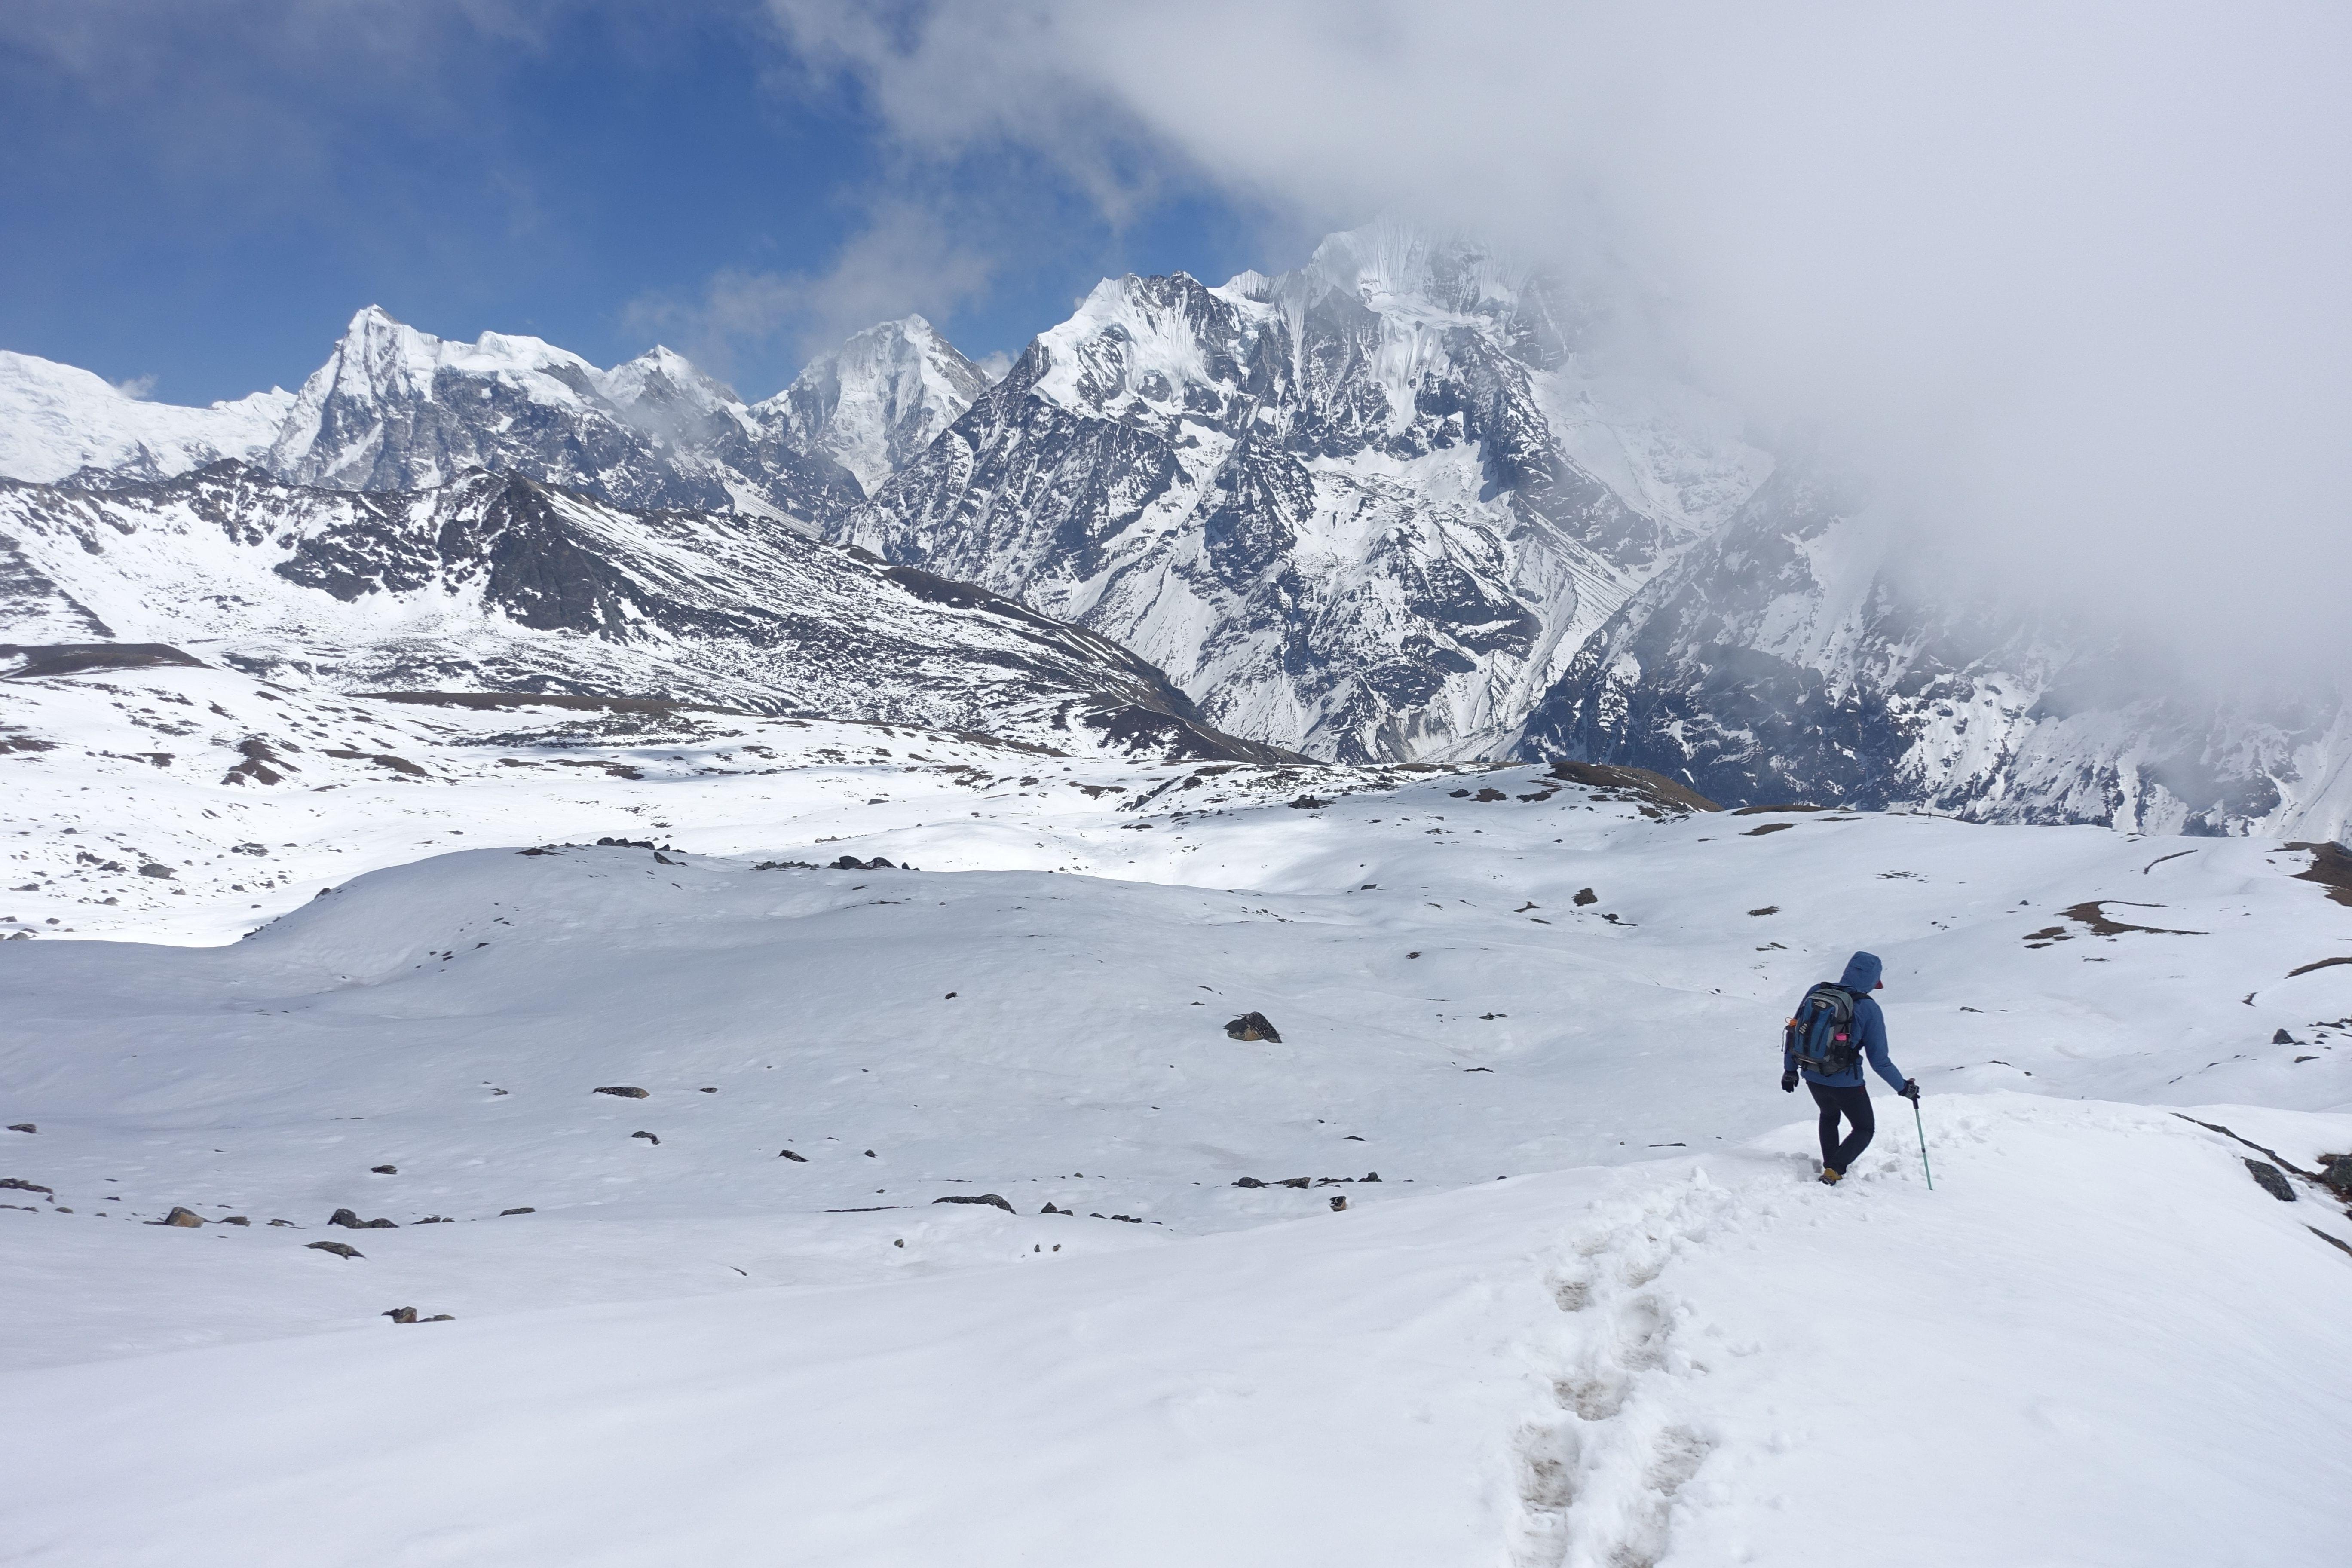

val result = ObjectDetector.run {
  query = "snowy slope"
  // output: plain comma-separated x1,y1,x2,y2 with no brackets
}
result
1521,462,2352,844
760,315,994,495
0,469,1289,770
843,220,1773,764
0,351,293,486
3,716,2351,1560
3,1098,2346,1567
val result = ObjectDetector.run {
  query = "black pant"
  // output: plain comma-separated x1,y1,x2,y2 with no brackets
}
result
1809,1081,1875,1173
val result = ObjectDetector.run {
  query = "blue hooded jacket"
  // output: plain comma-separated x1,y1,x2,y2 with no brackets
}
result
1785,951,1908,1090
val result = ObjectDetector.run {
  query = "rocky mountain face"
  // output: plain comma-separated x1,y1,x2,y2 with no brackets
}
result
763,317,993,495
839,221,1771,763
1515,462,2352,841
0,463,1289,762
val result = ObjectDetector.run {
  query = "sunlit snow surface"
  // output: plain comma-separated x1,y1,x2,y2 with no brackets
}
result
3,662,2350,1565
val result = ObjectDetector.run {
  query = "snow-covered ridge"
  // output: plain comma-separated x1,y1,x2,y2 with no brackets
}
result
0,351,293,486
0,463,1290,766
0,305,994,526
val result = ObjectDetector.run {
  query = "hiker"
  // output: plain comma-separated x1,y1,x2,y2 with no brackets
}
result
1781,950,1920,1185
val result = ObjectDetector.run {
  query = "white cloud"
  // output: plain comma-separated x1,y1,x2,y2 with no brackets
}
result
110,373,157,401
763,0,2352,679
624,201,999,388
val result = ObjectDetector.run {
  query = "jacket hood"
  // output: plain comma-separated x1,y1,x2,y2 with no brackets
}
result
1840,951,1884,992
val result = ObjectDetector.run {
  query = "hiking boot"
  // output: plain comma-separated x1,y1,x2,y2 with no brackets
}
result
1818,1167,1843,1185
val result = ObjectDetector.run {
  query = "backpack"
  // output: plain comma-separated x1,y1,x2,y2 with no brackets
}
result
1786,984,1860,1076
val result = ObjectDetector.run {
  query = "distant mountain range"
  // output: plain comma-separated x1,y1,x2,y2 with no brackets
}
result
2,223,2343,839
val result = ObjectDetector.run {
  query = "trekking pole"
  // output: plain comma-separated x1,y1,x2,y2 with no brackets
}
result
1913,1101,1935,1191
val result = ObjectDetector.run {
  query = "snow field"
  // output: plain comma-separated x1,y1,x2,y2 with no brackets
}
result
2,1096,2346,1566
3,674,2351,1562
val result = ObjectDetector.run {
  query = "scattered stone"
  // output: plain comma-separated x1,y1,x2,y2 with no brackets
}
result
751,860,819,870
159,1206,204,1227
830,854,898,871
1744,822,1795,836
2272,1028,2298,1045
932,1193,1015,1213
632,1130,660,1145
2318,1155,2352,1198
778,1148,808,1161
221,1216,249,1225
864,1149,876,1158
1748,906,1780,917
371,1164,397,1174
1362,1172,1381,1182
306,1240,362,1259
329,1208,397,1229
699,1087,718,1093
499,1207,535,1216
1287,796,1329,809
593,1086,649,1099
383,1307,418,1324
416,1216,452,1223
1329,1195,1348,1211
2307,1226,2352,1259
1406,951,1421,960
2245,1160,2298,1202
1473,787,1506,802
0,1177,53,1197
1041,1202,1072,1214
944,992,958,999
6,1123,32,1134
1223,1011,1282,1043
1573,888,1597,906
1275,1177,1311,1190
267,1218,296,1227
425,1314,455,1322
1232,1177,1267,1189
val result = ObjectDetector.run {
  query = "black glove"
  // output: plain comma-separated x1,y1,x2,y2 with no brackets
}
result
1780,1070,1799,1093
1899,1079,1921,1103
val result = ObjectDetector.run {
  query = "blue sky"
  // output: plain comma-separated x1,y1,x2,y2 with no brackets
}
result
0,3,1282,404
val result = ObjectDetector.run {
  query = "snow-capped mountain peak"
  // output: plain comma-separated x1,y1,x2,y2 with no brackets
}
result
760,314,993,495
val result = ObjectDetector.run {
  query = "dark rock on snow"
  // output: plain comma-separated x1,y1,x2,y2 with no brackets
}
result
778,1148,808,1161
2244,1159,2298,1202
384,1306,419,1324
0,1177,54,1196
1573,888,1598,906
632,1130,660,1145
307,1241,363,1259
1224,1011,1281,1043
500,1207,536,1216
159,1206,205,1227
6,1123,33,1133
371,1164,397,1174
932,1193,1015,1213
593,1085,650,1098
329,1207,397,1229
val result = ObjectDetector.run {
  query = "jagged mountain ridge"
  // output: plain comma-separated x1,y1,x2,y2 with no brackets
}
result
1515,462,2352,842
0,307,997,529
840,221,1771,764
3,230,2343,839
0,462,1290,761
